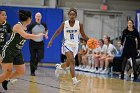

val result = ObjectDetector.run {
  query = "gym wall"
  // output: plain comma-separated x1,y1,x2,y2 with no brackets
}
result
0,6,63,63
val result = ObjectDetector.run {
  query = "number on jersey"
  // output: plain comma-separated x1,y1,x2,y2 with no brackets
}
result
0,33,4,38
70,33,74,39
19,40,26,45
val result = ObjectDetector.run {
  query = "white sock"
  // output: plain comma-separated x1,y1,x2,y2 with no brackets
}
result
72,77,77,82
58,65,63,69
104,67,108,70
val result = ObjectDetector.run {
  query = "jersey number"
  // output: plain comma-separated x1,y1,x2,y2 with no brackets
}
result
70,34,74,40
0,33,4,38
19,40,26,45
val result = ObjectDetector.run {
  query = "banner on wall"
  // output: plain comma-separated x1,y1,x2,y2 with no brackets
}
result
137,13,140,32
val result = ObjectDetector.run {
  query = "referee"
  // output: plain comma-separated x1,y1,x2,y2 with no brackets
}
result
27,12,48,76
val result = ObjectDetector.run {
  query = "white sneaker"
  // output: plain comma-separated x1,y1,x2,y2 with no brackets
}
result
75,66,79,70
83,66,89,71
90,68,96,73
124,71,127,75
10,79,18,85
80,66,85,71
119,74,121,78
91,67,94,70
55,64,61,78
73,80,81,86
78,66,84,70
130,73,134,78
87,67,92,72
95,68,103,74
100,69,109,74
78,65,82,69
63,68,68,74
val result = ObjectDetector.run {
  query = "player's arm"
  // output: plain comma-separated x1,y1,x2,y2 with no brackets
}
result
47,23,64,47
79,23,89,41
27,23,36,33
121,30,126,46
84,48,88,54
7,23,12,36
13,24,44,40
135,29,140,50
42,23,48,33
42,23,48,39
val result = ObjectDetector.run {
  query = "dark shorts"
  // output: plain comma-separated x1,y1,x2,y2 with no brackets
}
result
1,47,24,65
0,46,3,58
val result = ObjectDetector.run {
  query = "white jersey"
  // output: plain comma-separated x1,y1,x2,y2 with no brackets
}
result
64,20,80,44
63,20,80,57
95,45,107,53
104,44,118,57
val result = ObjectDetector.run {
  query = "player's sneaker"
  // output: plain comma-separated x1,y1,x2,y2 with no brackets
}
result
2,80,10,90
10,79,18,85
73,79,81,86
55,64,61,78
100,69,109,74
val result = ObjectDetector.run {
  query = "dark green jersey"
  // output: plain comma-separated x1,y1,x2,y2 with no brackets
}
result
6,22,26,50
0,21,11,46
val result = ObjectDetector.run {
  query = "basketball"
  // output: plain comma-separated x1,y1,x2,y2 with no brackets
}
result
87,38,98,49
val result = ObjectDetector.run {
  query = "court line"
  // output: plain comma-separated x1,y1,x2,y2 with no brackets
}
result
19,78,77,93
29,76,40,93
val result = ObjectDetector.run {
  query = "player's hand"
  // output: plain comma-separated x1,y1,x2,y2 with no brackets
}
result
47,41,52,48
37,33,45,37
138,50,140,53
45,34,48,39
44,30,48,39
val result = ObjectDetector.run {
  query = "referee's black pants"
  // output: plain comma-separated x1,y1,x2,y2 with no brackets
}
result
29,40,44,74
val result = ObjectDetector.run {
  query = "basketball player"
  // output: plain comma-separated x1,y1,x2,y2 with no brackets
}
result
0,9,19,87
47,8,89,85
0,10,44,90
0,10,11,61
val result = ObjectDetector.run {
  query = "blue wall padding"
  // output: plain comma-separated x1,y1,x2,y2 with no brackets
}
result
0,6,63,63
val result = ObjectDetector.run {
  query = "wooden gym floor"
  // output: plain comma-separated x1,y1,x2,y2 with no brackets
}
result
0,64,140,93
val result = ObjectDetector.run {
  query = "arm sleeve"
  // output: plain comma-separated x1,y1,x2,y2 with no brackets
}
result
135,30,140,49
7,23,12,33
42,23,48,31
121,29,126,46
27,23,36,33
